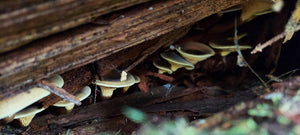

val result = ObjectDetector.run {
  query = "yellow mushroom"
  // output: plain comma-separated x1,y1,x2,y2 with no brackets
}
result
14,106,45,127
95,71,137,98
176,41,215,64
0,74,64,121
153,59,173,74
53,86,91,114
209,40,251,56
160,51,194,72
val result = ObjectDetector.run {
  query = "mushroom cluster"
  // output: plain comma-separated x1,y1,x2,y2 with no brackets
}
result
153,41,215,74
95,71,140,98
153,40,252,74
0,75,91,126
0,75,63,126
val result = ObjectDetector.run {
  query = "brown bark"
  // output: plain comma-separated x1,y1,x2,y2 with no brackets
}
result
0,0,241,100
28,85,256,134
0,0,151,53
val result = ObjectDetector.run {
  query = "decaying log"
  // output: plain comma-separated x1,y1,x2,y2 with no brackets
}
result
0,0,242,100
40,25,190,107
29,85,256,133
0,0,152,53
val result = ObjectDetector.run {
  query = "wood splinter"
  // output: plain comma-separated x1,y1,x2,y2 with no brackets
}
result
38,80,81,106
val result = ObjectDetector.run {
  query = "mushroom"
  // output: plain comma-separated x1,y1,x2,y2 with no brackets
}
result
0,74,64,121
52,86,91,114
176,41,215,64
14,106,45,127
209,40,251,56
123,75,141,93
153,59,173,74
95,71,137,98
160,51,194,72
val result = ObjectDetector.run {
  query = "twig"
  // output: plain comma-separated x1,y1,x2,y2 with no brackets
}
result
234,16,269,89
251,25,300,54
124,51,155,73
38,80,81,105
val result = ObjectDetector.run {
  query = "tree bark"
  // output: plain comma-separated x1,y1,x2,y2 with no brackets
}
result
0,0,152,53
0,0,241,100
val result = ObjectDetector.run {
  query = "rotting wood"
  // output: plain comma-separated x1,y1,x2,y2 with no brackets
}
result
96,25,191,77
31,86,199,128
39,26,190,108
29,85,256,133
0,0,152,53
0,0,242,101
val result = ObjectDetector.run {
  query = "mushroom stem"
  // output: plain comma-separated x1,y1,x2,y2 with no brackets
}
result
16,114,35,127
100,87,117,98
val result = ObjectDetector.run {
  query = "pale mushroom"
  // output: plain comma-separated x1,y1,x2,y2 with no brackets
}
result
176,41,215,64
209,40,251,56
14,106,45,127
53,86,91,114
0,75,64,120
153,59,173,74
160,51,194,72
123,75,141,93
95,72,137,98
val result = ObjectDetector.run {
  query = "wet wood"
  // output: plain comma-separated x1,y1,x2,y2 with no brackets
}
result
0,0,151,53
39,26,190,108
29,85,256,133
0,0,242,100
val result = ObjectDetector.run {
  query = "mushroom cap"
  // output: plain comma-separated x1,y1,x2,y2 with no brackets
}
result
53,86,91,107
153,59,173,74
0,74,63,119
14,106,45,119
160,51,194,71
134,76,141,83
176,42,215,64
95,73,136,88
14,106,45,127
44,74,64,88
209,41,251,56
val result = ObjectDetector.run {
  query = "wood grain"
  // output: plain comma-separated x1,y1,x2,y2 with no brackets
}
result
0,0,241,100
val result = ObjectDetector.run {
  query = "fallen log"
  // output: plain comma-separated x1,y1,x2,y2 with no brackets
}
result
0,0,241,100
0,0,152,53
28,85,256,134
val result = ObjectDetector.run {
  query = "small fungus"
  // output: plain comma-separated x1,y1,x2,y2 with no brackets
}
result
209,40,251,56
96,71,138,98
0,74,64,120
14,106,46,127
176,41,215,64
160,51,194,72
153,59,173,74
53,86,91,114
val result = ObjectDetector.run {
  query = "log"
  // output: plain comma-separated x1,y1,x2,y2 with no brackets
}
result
40,25,191,107
0,0,151,53
0,0,241,100
28,86,256,134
